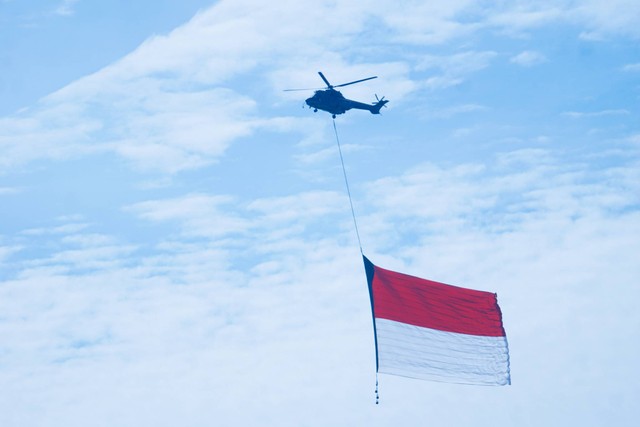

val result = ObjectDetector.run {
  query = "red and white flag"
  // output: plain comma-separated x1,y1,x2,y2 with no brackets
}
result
363,256,511,386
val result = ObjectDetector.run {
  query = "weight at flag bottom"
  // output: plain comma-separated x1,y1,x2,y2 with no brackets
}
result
364,256,511,386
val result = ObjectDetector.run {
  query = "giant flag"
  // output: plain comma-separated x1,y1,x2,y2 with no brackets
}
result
363,256,511,386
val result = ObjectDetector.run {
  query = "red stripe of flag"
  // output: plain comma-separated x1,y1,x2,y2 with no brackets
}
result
371,262,506,337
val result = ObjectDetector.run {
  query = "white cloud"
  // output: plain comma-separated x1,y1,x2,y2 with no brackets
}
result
125,193,250,238
359,146,639,270
417,51,497,75
2,145,639,425
563,109,631,118
4,1,411,173
0,244,22,263
3,1,638,174
622,62,640,72
417,51,498,90
0,187,20,195
109,88,263,172
424,103,488,119
248,190,347,223
574,0,640,40
21,222,91,236
486,4,565,34
380,0,480,44
54,0,80,16
40,244,138,272
485,0,640,39
0,104,103,171
294,143,365,164
510,50,547,67
125,190,352,245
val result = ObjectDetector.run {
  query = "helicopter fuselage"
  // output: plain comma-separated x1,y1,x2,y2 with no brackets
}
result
305,89,348,115
305,89,388,118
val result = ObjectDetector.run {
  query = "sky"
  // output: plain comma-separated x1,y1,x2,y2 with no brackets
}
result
1,1,639,426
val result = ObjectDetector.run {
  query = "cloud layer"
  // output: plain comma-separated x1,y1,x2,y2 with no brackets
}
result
3,0,639,173
2,1,639,426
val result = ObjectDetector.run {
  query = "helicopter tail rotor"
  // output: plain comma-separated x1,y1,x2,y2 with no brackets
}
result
374,94,387,104
370,94,389,114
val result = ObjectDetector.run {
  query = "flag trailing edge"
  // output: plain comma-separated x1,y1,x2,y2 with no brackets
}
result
363,255,511,386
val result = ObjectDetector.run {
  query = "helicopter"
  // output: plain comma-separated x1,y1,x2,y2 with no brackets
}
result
284,71,388,119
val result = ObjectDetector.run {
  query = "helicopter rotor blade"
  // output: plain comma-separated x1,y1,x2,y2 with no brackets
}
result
318,71,333,88
286,73,378,91
283,87,323,92
334,75,377,88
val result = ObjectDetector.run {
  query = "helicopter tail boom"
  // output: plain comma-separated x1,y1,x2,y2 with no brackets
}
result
342,96,389,114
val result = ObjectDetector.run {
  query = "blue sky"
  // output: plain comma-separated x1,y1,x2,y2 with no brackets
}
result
1,1,639,426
